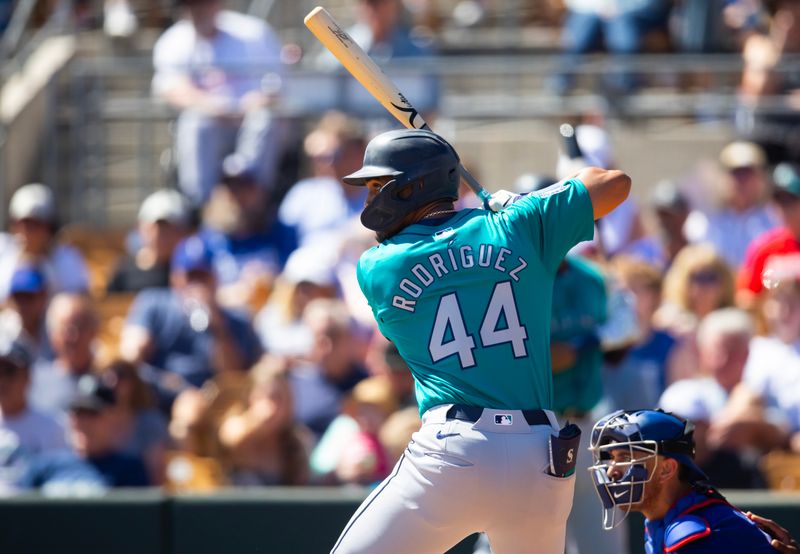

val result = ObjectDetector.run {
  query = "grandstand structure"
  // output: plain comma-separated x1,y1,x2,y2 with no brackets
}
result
4,0,792,229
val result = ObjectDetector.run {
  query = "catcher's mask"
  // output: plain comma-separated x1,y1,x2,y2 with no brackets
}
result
587,409,707,530
343,128,460,238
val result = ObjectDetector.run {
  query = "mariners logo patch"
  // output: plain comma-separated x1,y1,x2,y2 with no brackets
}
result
494,414,513,426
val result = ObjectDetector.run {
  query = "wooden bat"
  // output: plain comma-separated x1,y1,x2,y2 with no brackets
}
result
304,6,491,207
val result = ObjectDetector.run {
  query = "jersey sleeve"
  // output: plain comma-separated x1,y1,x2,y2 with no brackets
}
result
503,179,594,273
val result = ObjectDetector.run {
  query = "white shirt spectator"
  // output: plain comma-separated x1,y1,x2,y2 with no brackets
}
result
658,377,728,422
0,409,68,453
27,360,80,416
743,336,800,433
0,408,69,488
685,204,779,268
0,233,88,301
152,10,283,104
278,176,365,247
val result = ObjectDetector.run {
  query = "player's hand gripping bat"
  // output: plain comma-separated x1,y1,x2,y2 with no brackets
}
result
304,6,492,208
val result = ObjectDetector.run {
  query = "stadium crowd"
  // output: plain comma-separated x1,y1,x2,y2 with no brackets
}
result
0,0,799,521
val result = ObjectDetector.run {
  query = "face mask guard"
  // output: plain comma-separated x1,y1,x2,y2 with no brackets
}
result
587,413,660,530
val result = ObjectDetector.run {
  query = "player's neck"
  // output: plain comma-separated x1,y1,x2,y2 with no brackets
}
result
419,202,457,220
642,481,692,522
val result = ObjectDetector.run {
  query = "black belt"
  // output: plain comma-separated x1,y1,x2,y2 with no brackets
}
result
445,404,551,426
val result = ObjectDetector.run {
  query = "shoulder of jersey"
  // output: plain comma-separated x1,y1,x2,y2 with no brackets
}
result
664,514,711,553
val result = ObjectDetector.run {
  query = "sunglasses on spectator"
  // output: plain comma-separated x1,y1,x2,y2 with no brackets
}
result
690,270,721,285
773,191,800,206
731,166,758,180
71,408,102,418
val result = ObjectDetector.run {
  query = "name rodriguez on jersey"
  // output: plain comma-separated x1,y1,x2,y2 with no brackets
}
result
391,242,529,313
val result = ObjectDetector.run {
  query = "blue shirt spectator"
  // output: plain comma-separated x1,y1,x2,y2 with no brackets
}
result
121,236,262,395
67,374,150,488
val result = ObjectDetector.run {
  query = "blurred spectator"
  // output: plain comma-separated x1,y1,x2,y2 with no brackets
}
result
552,0,672,94
152,0,285,205
254,245,339,358
121,236,262,393
317,0,440,120
738,162,800,305
378,341,416,408
201,156,298,311
738,0,800,162
0,0,12,33
28,293,99,415
685,141,779,268
0,184,88,301
0,265,51,358
102,360,169,485
106,190,192,294
288,299,368,438
560,124,656,263
218,359,309,486
672,0,745,53
743,268,800,453
278,112,368,247
659,308,780,488
602,256,677,411
103,0,138,38
656,243,735,335
656,244,735,383
378,405,420,465
310,375,396,485
335,376,396,485
648,179,691,267
0,338,69,493
550,255,628,554
67,374,149,487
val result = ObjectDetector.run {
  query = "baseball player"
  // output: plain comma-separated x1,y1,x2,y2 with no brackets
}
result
331,128,631,554
588,409,798,553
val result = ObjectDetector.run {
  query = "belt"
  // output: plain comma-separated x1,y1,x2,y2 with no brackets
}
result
445,404,551,426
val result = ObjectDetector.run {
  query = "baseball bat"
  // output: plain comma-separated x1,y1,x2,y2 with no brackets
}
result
304,6,491,207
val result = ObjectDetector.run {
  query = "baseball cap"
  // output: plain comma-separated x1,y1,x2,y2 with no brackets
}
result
772,163,800,198
650,180,689,212
221,154,258,186
9,183,56,222
171,236,214,274
69,374,116,412
719,141,766,169
282,246,337,287
0,337,33,371
9,265,47,295
138,190,191,226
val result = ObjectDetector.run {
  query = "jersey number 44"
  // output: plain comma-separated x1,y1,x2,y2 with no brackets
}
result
429,281,528,369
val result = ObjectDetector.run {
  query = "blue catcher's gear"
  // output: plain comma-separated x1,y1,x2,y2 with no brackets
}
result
343,129,460,236
587,409,708,530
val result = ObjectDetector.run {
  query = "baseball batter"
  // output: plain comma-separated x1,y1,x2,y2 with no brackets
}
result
331,128,631,554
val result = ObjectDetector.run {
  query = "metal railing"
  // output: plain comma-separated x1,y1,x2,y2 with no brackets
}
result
30,50,800,227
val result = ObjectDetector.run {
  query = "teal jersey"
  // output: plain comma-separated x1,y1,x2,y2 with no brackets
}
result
550,256,607,414
357,179,594,415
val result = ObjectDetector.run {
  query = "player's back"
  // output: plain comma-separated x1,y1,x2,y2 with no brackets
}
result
357,179,595,415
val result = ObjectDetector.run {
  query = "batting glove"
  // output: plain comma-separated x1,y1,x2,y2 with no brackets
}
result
488,189,523,212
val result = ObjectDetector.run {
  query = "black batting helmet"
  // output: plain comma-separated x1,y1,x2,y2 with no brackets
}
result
343,129,460,235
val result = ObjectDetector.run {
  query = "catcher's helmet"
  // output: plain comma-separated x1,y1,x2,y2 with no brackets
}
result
343,129,460,236
587,409,707,530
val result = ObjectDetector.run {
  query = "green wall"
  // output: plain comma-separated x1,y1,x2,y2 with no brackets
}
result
0,488,796,554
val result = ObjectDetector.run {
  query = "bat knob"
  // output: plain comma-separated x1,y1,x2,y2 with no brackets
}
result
559,123,575,138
